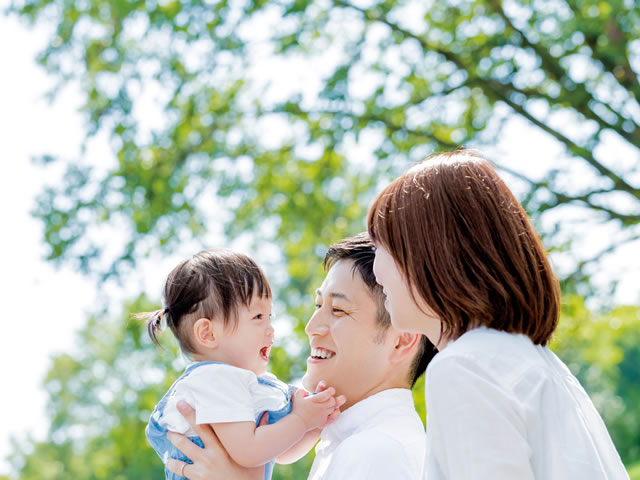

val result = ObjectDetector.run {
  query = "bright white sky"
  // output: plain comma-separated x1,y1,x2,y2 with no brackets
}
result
0,12,96,474
1,5,639,477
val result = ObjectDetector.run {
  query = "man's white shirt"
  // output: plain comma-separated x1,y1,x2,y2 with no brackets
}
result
308,388,425,480
424,327,629,480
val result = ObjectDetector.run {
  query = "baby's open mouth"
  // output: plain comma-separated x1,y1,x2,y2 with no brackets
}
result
310,347,336,360
260,345,272,361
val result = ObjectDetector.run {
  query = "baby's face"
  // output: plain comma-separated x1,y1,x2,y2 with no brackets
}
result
214,295,274,375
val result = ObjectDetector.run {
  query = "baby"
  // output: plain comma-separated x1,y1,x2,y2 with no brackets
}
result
140,248,343,479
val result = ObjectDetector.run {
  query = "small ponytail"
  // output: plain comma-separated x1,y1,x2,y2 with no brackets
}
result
149,309,165,346
134,308,168,346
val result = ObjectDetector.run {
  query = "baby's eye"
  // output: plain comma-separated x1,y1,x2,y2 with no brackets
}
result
254,314,263,320
314,303,321,310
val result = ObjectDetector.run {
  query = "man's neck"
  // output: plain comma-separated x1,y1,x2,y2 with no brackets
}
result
342,379,411,412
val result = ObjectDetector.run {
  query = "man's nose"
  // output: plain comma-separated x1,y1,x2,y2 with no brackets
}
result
305,309,330,337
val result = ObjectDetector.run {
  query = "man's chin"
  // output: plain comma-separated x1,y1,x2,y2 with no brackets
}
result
302,368,339,394
301,373,316,392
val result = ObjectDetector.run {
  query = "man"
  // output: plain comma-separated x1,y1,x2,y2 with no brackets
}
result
166,233,436,479
302,232,433,478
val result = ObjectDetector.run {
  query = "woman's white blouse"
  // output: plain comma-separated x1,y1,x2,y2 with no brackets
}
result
424,327,629,480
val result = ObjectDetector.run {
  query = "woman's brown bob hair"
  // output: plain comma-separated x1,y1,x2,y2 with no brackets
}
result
367,150,560,346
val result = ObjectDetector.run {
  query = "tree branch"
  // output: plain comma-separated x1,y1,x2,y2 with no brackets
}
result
565,0,640,104
486,0,640,148
272,103,460,149
497,163,639,224
504,82,640,149
331,0,468,71
576,229,640,274
483,79,639,199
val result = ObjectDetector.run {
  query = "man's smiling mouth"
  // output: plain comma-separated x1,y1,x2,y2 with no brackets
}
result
310,347,336,359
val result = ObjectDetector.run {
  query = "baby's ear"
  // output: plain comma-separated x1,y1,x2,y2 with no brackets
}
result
192,317,217,348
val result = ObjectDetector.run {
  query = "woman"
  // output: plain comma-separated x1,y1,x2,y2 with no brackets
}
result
368,150,628,479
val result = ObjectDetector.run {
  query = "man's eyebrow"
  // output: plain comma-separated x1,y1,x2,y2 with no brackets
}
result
315,288,351,302
330,292,351,302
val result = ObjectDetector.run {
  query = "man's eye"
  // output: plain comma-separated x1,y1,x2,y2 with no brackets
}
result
332,308,345,315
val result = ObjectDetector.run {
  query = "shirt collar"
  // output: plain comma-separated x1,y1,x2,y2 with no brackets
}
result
321,388,415,444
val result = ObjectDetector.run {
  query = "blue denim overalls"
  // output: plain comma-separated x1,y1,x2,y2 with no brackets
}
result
146,361,293,480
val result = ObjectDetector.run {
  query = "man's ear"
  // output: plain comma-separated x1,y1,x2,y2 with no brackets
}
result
192,317,217,349
389,331,422,365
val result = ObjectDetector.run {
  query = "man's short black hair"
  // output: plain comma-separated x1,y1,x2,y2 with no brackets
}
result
323,232,436,387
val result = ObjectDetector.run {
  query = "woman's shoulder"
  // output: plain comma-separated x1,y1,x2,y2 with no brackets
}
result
427,327,551,388
438,327,539,359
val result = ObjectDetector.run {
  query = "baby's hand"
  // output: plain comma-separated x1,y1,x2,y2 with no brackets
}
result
291,386,339,431
312,381,346,428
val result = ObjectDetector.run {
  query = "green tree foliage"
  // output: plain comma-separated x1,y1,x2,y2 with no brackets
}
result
629,462,640,480
8,0,640,288
552,295,640,465
10,297,167,479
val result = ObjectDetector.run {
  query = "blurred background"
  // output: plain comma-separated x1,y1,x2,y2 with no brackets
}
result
1,0,639,478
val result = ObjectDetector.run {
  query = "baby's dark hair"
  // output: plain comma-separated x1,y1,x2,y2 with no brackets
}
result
137,248,271,355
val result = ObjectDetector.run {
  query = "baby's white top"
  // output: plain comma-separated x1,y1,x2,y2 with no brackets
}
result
423,327,629,480
161,363,289,437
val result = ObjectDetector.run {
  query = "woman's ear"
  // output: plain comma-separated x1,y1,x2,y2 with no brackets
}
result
192,317,217,349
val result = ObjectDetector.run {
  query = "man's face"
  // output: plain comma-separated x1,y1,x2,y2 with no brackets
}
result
302,260,392,410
